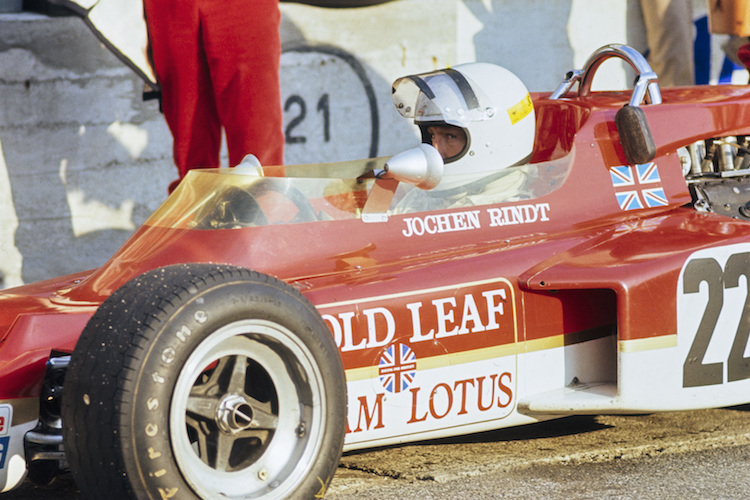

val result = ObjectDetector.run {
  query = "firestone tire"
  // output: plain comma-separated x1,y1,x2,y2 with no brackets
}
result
61,264,346,499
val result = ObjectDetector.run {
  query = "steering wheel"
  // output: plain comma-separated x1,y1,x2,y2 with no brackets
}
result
197,179,318,229
246,178,319,223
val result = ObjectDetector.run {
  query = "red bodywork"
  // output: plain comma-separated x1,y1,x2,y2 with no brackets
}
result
2,83,750,420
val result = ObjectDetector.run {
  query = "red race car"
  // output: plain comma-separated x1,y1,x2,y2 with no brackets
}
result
2,44,750,498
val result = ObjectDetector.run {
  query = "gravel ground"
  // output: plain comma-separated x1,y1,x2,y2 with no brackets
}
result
6,405,750,498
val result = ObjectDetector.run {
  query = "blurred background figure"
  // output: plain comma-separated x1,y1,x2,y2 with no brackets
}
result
640,0,695,86
143,0,285,190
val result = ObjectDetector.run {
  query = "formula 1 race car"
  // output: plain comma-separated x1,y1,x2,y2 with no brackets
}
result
3,43,750,498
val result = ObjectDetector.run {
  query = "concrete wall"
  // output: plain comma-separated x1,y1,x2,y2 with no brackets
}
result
0,0,741,287
0,14,170,287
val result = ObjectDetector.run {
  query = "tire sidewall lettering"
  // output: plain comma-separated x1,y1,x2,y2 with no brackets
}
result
133,287,257,497
133,279,339,498
62,265,346,499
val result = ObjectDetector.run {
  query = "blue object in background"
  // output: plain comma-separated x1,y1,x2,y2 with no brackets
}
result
694,15,711,84
719,56,739,83
694,14,743,84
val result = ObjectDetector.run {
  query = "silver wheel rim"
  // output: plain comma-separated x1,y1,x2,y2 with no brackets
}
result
169,319,326,498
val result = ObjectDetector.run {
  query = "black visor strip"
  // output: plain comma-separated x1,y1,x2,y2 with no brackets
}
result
444,68,479,110
408,75,436,100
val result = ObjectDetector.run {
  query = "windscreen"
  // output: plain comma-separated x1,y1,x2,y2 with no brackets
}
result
144,152,571,228
145,169,374,229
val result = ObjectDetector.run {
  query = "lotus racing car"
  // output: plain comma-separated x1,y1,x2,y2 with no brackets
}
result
2,44,750,498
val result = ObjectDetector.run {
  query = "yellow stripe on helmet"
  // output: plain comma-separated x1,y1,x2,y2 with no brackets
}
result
507,93,533,125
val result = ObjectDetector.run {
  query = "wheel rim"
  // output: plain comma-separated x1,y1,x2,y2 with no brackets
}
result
169,319,327,498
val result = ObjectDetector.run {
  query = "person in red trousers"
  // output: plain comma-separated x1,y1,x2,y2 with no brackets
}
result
143,0,285,191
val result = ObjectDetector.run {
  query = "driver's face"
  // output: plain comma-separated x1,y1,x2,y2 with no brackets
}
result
427,125,467,160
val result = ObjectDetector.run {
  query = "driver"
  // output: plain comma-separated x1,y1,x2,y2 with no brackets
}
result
425,124,467,161
391,62,536,212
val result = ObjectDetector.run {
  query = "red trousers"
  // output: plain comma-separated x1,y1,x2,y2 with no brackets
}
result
144,0,284,178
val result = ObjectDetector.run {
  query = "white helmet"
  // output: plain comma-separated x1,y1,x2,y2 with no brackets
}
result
392,62,535,176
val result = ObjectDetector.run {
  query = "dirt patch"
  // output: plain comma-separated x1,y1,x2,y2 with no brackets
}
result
329,405,750,496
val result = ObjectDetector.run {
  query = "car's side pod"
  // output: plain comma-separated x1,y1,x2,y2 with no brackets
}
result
615,104,657,166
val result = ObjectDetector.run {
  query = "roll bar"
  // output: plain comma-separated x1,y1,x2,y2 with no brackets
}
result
550,44,662,107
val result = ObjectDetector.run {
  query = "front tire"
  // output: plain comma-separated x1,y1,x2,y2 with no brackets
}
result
61,264,346,499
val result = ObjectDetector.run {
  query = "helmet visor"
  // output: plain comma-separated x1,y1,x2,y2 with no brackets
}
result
392,69,492,127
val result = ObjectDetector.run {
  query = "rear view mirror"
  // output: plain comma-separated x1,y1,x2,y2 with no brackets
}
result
615,105,656,165
383,144,444,190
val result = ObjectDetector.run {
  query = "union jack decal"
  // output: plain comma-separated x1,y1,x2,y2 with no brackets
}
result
609,162,668,211
378,343,417,393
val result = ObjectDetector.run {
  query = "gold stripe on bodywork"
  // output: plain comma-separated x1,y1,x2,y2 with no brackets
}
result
345,342,519,382
344,325,616,382
618,334,678,353
522,325,615,353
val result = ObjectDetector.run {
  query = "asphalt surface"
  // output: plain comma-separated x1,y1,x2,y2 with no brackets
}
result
6,405,750,498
